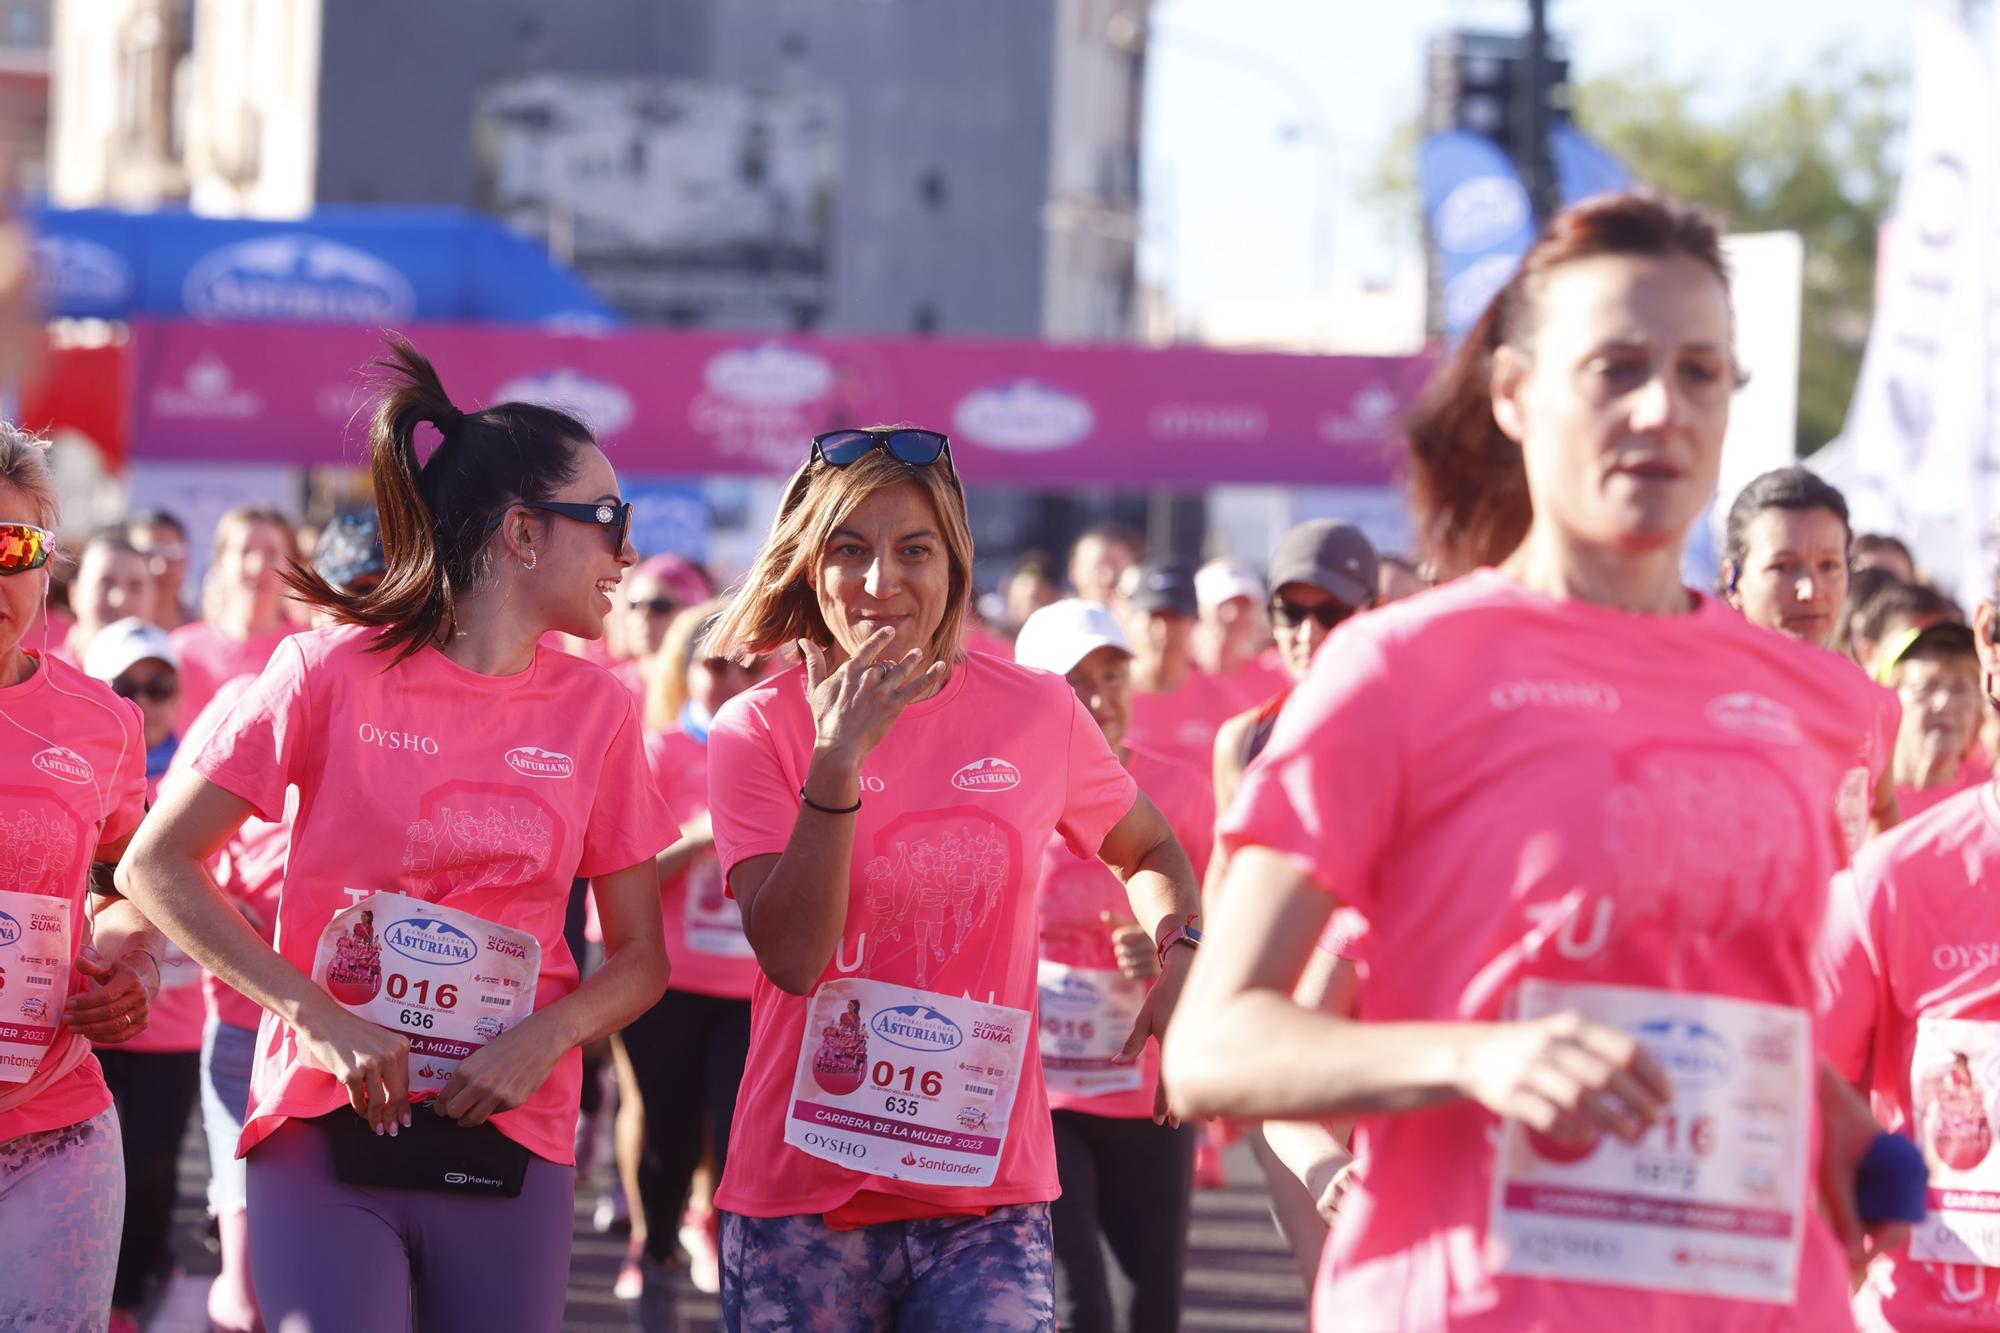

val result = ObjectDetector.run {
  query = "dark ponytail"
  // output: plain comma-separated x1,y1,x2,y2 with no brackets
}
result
1403,191,1736,576
285,336,593,660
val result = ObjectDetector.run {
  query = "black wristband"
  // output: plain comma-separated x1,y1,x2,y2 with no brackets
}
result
799,785,862,815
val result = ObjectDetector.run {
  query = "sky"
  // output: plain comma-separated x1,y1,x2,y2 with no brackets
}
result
1142,0,1914,323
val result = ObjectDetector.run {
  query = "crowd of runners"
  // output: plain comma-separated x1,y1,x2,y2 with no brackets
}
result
4,190,1996,1331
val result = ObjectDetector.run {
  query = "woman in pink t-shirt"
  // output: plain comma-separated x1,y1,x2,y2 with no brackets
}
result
1014,597,1215,1332
118,338,680,1333
0,428,163,1332
701,428,1204,1331
1823,593,2000,1330
608,597,764,1305
168,504,300,731
1722,464,1903,853
1164,193,1899,1333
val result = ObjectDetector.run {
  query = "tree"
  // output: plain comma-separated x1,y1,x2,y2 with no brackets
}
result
1369,57,1905,454
1573,61,1904,454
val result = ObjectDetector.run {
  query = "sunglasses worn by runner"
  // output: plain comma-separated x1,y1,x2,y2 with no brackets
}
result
112,675,180,703
811,429,952,468
1271,595,1357,632
0,523,53,575
488,501,632,553
628,595,679,617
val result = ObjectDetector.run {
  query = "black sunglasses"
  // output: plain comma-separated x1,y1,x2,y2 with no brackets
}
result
112,675,180,703
489,500,632,552
628,595,679,616
811,429,952,469
1271,596,1356,632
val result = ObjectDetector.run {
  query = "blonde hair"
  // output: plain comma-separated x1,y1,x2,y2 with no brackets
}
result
645,597,726,732
706,445,972,665
0,426,70,576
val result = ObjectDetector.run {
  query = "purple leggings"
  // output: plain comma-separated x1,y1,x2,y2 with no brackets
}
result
245,1116,575,1333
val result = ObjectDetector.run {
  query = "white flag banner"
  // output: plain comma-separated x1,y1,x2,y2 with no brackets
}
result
1828,3,1991,603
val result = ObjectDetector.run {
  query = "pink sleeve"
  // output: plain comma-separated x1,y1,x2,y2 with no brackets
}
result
1816,867,1884,1084
1216,621,1403,916
1057,691,1139,860
708,696,800,879
192,638,312,824
100,696,148,849
1875,688,1902,774
1164,767,1215,887
578,697,680,878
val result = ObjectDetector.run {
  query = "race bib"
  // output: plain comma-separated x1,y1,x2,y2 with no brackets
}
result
682,861,752,958
0,890,70,1084
1910,1017,2000,1265
1490,980,1811,1304
1037,961,1144,1098
785,977,1030,1187
311,892,540,1094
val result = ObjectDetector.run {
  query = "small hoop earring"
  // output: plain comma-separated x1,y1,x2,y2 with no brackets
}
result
523,549,538,571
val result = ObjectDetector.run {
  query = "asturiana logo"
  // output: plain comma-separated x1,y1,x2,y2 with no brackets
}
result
492,370,635,437
1633,1017,1733,1093
951,757,1021,792
182,235,416,323
32,746,93,784
0,911,19,948
871,1004,965,1053
1705,692,1802,746
505,746,575,779
384,918,478,967
952,380,1095,452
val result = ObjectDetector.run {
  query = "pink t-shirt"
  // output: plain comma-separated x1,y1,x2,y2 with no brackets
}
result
1821,783,2000,1331
170,622,295,740
642,724,755,1001
171,677,290,1035
708,653,1138,1218
1038,743,1210,1120
1217,650,1293,713
1126,667,1238,776
1898,768,1986,822
1220,570,1877,1333
193,625,678,1165
0,653,147,1142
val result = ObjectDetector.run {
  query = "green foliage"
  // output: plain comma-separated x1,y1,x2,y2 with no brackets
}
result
1574,60,1905,454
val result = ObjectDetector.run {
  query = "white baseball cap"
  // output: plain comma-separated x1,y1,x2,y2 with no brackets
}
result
1195,559,1264,609
1013,599,1131,676
82,617,179,682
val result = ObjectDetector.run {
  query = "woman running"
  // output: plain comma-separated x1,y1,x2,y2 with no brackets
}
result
0,427,162,1332
1014,598,1212,1332
168,505,299,728
1165,193,1897,1331
611,598,762,1313
702,427,1204,1331
1824,586,2000,1330
117,338,679,1332
1722,464,1901,850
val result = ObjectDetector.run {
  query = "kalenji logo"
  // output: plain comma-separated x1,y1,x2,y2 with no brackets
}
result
505,746,575,779
951,757,1021,792
1704,692,1803,746
32,746,93,785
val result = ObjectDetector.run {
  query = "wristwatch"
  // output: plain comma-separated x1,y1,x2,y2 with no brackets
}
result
1155,920,1202,969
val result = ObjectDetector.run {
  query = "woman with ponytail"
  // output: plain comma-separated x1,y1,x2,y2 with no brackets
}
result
118,338,680,1332
1166,193,1899,1330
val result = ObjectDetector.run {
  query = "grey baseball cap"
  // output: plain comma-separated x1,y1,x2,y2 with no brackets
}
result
1267,520,1378,608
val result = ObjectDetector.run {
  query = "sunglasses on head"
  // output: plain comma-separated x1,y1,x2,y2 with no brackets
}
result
811,429,952,469
112,675,179,703
1271,596,1356,632
488,500,632,553
0,522,53,575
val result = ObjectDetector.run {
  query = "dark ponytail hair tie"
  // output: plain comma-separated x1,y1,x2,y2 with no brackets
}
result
435,405,465,435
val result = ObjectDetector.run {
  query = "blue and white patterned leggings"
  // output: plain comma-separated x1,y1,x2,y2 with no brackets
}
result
0,1107,124,1332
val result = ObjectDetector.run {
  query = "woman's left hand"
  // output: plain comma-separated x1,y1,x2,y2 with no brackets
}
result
1117,947,1191,1126
1817,1060,1906,1277
65,947,158,1044
433,1017,568,1127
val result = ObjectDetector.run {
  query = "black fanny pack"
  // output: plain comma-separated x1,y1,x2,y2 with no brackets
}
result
316,1106,531,1198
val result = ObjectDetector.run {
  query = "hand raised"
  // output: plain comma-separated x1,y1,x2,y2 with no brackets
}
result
800,631,949,766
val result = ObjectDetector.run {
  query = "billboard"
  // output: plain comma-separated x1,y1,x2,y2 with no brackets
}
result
473,77,840,327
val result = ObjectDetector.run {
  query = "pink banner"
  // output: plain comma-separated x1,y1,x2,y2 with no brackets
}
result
127,320,1432,487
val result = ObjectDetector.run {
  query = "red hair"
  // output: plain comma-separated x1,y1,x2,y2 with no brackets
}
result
1404,192,1733,575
